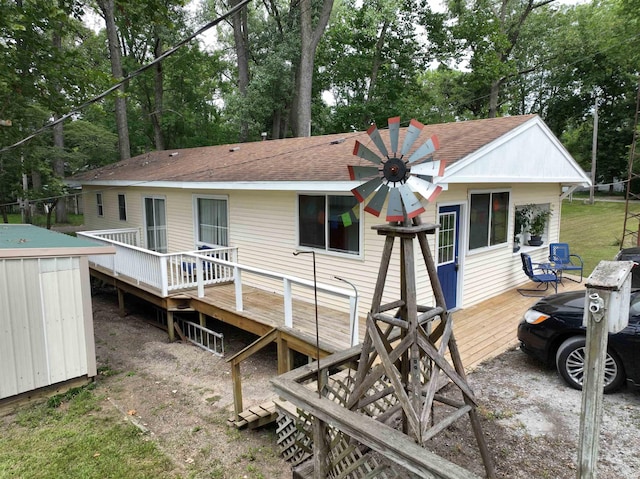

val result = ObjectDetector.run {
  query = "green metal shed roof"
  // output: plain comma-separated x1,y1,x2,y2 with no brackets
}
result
0,224,115,258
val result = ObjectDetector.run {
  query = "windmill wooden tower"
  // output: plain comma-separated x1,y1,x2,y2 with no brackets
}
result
345,117,495,477
273,117,495,478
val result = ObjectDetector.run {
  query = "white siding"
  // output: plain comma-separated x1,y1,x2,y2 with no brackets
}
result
0,257,94,400
80,181,563,316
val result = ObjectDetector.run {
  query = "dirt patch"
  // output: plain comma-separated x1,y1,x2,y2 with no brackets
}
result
91,291,640,478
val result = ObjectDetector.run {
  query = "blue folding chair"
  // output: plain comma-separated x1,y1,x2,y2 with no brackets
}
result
518,253,560,296
549,243,583,283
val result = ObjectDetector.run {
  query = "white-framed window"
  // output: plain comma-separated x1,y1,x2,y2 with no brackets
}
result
195,196,228,247
144,196,167,253
96,192,104,217
298,194,360,255
118,194,127,221
468,190,510,250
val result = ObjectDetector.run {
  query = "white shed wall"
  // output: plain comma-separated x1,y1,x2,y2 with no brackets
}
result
0,256,96,400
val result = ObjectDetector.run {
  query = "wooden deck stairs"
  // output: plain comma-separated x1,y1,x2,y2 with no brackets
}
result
227,401,278,429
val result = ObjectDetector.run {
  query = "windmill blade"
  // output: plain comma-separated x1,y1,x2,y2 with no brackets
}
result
407,176,443,203
400,119,424,156
366,124,389,158
407,135,440,163
348,165,380,180
352,177,383,203
364,184,389,217
386,187,405,222
353,141,383,165
398,184,426,219
410,160,445,177
388,117,400,155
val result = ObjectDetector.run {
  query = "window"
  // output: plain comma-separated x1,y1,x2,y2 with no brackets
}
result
144,197,167,253
96,193,103,217
469,191,509,250
196,197,228,246
118,194,127,221
298,194,360,255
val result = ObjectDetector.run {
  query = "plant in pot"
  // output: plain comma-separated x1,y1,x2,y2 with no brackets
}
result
514,206,531,251
527,205,552,246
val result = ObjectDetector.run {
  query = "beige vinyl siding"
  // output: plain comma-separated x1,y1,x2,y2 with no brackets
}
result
82,187,143,237
461,183,561,307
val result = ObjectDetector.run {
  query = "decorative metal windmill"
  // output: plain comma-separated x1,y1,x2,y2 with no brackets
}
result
349,117,445,222
345,117,496,478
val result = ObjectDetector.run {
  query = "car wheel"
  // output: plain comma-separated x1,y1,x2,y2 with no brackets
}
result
555,336,625,393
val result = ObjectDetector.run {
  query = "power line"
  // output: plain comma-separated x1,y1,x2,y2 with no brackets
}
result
0,0,252,155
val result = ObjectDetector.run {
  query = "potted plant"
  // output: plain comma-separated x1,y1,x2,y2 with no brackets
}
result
514,206,531,250
527,205,552,246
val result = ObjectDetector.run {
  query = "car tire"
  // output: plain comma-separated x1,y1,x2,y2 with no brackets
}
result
555,336,625,393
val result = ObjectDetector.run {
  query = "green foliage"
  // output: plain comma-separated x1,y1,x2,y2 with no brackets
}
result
0,385,175,479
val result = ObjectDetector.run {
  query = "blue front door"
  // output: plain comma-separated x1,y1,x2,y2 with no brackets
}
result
437,205,460,310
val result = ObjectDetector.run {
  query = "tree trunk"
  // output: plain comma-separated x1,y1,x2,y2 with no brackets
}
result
231,0,250,142
367,18,389,103
292,0,334,137
152,33,165,151
98,0,131,160
488,79,500,118
52,26,67,223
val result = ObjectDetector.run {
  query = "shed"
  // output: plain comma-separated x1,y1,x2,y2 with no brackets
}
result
0,224,115,404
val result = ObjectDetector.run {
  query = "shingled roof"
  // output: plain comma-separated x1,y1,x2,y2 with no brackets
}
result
71,115,537,185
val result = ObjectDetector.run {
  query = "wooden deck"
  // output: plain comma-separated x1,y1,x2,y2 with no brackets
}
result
93,264,584,372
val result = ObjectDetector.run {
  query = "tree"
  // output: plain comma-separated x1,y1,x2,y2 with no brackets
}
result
291,0,334,137
96,0,131,160
443,0,557,118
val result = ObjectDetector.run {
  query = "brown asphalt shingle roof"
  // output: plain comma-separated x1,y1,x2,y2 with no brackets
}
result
71,115,536,183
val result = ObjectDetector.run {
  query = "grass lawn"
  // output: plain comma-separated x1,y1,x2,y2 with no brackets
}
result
560,199,627,277
0,386,176,479
3,212,84,227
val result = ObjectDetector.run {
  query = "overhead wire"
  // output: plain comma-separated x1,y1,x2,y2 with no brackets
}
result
1,1,637,208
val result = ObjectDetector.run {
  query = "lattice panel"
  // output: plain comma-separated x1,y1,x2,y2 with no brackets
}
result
325,426,407,479
275,406,312,466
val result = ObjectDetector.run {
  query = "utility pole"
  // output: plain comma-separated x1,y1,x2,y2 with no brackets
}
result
589,94,599,205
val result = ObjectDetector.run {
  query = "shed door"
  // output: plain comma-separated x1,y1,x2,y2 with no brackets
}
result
144,197,167,253
437,205,460,310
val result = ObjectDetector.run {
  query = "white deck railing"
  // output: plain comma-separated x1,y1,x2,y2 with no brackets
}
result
78,229,359,345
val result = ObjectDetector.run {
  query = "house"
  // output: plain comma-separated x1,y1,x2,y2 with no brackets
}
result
69,115,590,325
0,224,114,405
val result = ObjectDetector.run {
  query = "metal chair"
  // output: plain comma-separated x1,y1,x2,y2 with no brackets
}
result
518,252,560,296
549,242,583,283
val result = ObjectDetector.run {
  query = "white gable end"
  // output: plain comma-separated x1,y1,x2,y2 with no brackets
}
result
441,117,591,186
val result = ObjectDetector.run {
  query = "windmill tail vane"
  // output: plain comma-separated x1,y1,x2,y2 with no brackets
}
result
346,116,446,223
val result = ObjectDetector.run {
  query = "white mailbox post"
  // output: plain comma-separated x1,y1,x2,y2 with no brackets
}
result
578,260,634,479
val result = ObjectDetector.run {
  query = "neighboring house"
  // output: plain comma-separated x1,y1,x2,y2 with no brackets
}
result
69,115,590,319
0,224,114,404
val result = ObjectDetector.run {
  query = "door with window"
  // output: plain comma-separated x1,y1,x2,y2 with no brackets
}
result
144,197,167,253
437,205,461,310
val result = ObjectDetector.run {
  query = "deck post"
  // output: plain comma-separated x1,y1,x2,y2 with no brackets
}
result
196,259,204,297
199,312,206,327
167,311,175,342
160,256,168,297
277,334,293,375
283,278,293,328
312,417,328,479
232,361,243,419
117,288,126,317
234,267,243,311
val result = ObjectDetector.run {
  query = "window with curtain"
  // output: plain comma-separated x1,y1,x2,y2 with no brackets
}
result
118,194,127,221
298,194,360,255
96,192,103,217
196,197,228,246
469,191,509,250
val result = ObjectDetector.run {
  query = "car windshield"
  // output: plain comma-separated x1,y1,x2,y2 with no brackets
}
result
630,293,640,317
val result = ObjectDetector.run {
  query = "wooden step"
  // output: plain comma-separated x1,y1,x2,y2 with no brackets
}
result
227,401,278,430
